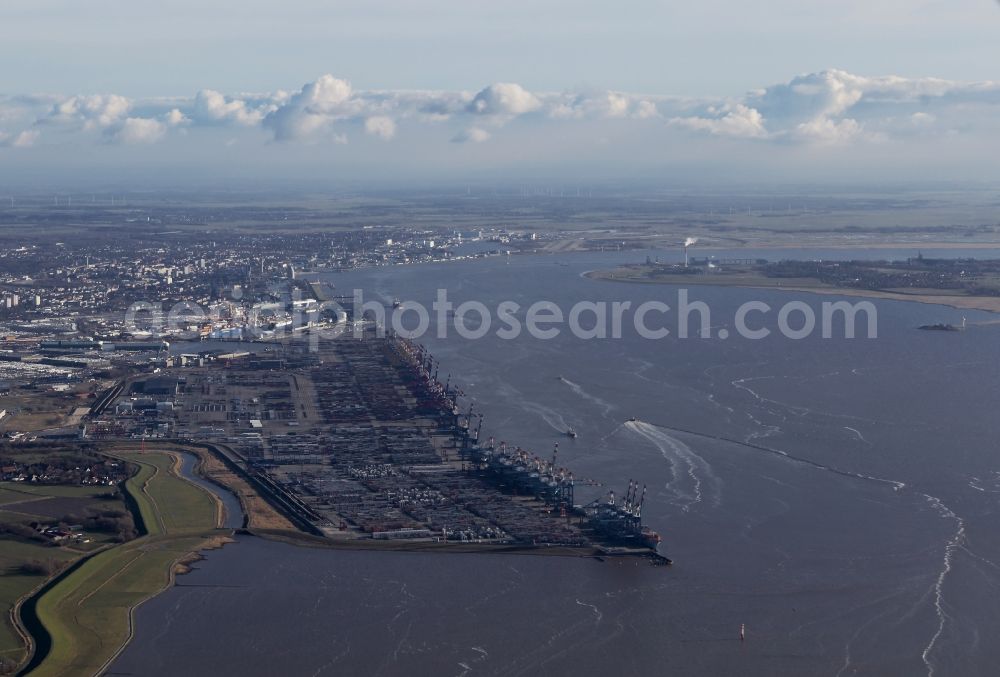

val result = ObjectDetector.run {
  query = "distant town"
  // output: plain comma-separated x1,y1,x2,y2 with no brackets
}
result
0,224,559,436
592,252,1000,313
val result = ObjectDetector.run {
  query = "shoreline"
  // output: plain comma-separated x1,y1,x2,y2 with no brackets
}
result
29,435,665,673
242,527,666,561
16,448,236,676
165,441,668,562
91,448,241,676
585,269,1000,314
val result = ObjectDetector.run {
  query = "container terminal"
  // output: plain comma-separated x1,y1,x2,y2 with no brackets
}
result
84,330,669,563
392,336,665,554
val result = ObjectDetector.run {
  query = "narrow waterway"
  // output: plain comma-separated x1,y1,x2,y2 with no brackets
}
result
174,451,244,529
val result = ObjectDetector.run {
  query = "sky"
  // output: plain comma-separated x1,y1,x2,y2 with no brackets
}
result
2,0,1000,186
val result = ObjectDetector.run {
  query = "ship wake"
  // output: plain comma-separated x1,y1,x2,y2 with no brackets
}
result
521,399,572,434
634,418,968,674
624,420,722,511
640,419,905,492
558,376,616,416
920,493,965,677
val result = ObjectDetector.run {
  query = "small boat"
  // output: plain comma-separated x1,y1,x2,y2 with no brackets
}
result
392,298,402,309
566,428,578,438
627,416,638,423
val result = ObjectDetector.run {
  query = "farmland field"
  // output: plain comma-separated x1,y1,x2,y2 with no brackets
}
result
24,451,227,677
0,481,134,667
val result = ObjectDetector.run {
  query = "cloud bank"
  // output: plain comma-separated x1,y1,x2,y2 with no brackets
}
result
1,69,998,155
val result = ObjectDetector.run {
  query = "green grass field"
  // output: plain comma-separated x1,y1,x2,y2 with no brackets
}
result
0,541,77,665
122,457,159,536
0,509,46,523
120,453,218,535
21,451,226,677
0,481,135,666
0,483,117,500
0,486,32,505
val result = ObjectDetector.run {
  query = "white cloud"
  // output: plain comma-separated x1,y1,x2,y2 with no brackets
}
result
4,69,1000,154
164,108,189,127
263,75,359,141
547,91,662,120
302,75,354,109
451,127,491,143
0,129,40,148
666,69,1000,145
791,117,865,144
0,96,51,127
405,91,470,121
107,117,166,144
45,94,131,129
364,116,396,140
192,89,273,126
604,92,630,118
633,100,659,119
10,130,39,147
669,104,767,139
751,70,865,122
467,83,541,116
